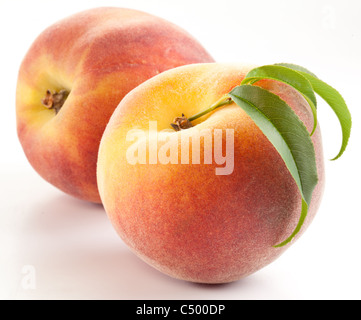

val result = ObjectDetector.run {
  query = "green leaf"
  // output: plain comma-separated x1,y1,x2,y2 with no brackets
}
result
274,63,318,78
242,65,317,107
228,85,318,247
276,63,352,160
241,65,318,135
274,199,308,248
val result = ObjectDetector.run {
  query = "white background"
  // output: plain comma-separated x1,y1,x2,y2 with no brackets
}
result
0,0,360,300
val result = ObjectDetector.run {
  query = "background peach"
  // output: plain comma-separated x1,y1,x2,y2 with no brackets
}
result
16,7,214,203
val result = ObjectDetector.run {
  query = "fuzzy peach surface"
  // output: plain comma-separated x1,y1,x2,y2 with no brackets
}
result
16,7,214,203
97,63,325,283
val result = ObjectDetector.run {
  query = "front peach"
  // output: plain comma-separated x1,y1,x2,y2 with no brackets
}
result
97,63,325,283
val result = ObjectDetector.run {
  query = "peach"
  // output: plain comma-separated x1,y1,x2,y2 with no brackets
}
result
16,7,214,203
97,63,325,283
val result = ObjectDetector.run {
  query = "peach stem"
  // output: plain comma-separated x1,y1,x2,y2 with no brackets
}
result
188,94,232,122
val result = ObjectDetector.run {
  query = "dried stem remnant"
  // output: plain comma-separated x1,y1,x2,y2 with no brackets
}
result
170,114,193,131
42,89,69,114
